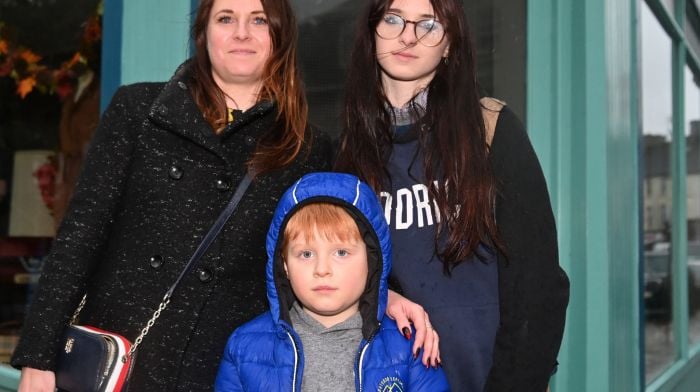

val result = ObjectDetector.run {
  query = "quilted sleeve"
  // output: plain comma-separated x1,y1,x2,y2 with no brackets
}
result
408,352,450,391
214,330,245,392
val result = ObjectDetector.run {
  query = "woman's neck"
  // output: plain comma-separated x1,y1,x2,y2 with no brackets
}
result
381,72,434,108
213,76,262,112
223,86,261,112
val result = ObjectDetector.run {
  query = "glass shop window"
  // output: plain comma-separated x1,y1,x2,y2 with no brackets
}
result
662,0,676,15
293,0,527,136
640,1,676,383
0,0,101,364
686,66,700,347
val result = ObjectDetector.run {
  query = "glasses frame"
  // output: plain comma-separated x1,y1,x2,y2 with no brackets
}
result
375,12,446,47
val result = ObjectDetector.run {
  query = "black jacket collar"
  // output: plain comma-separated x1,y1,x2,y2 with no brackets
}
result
147,60,275,166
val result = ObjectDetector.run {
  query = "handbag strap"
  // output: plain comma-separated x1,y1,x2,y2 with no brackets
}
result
72,170,254,362
124,170,254,360
165,171,253,299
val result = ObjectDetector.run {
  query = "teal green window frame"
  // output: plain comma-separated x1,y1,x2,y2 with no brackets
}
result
101,0,192,112
528,0,640,390
529,0,700,388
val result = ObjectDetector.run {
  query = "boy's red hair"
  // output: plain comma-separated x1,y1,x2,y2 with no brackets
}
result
282,203,361,251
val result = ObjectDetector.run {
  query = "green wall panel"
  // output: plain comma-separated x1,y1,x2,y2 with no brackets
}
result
528,0,640,390
0,365,19,391
605,0,642,390
120,0,192,84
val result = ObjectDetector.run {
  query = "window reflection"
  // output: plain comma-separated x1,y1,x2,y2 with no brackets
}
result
292,0,526,136
686,66,700,346
662,0,676,15
0,0,99,366
641,2,676,383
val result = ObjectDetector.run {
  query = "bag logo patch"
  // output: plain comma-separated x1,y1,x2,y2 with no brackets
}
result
64,337,75,353
377,376,405,392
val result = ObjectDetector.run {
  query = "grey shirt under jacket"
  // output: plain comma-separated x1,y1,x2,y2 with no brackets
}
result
11,61,333,391
289,302,362,392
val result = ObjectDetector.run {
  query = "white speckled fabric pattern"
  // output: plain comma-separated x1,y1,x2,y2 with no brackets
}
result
11,60,334,391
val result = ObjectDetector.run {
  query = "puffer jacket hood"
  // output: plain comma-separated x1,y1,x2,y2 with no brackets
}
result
265,172,391,339
216,172,450,391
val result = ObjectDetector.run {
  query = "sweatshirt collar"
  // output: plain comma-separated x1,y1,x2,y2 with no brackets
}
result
388,88,428,127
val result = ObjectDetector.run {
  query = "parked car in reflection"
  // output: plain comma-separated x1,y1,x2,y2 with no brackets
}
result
644,242,700,321
689,242,700,314
644,248,672,320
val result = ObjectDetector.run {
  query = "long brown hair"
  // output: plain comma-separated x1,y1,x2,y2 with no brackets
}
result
190,0,308,173
334,0,500,272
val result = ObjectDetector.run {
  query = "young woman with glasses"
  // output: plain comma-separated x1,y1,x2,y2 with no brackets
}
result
335,0,570,390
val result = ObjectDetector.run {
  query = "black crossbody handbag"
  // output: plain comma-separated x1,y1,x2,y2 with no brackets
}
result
55,172,253,392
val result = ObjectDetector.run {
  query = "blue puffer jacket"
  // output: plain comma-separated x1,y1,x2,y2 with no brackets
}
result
215,172,449,391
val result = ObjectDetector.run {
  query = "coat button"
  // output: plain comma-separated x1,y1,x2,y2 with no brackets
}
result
215,178,231,191
149,255,163,269
244,135,255,146
177,81,187,90
169,165,183,180
158,104,168,116
197,268,213,283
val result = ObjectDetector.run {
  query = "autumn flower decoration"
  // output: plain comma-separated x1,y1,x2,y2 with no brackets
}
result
0,6,102,100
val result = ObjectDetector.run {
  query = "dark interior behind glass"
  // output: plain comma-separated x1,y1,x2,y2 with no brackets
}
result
294,0,527,137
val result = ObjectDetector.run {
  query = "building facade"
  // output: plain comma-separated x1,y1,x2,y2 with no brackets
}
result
2,0,700,391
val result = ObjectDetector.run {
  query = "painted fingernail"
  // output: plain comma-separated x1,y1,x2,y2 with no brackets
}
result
413,347,421,359
402,327,411,340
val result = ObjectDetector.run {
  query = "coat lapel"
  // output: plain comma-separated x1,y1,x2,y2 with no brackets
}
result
147,67,225,159
146,61,275,166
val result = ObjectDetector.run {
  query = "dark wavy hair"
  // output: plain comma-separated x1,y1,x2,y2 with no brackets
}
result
190,0,309,174
334,0,500,272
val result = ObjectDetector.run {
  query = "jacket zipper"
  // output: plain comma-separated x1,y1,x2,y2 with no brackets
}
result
285,329,300,392
355,324,380,392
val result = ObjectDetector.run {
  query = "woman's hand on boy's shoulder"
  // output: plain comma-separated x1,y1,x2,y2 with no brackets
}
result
386,290,441,368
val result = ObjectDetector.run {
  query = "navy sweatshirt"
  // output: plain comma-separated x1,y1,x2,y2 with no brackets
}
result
381,122,499,391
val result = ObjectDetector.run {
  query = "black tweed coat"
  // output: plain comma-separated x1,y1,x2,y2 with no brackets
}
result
11,63,333,390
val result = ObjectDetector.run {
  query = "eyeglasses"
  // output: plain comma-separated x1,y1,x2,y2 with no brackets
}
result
376,13,446,47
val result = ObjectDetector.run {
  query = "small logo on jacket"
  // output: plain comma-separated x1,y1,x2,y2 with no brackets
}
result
377,376,405,392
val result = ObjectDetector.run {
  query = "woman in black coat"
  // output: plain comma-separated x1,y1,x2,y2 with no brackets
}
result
11,0,335,390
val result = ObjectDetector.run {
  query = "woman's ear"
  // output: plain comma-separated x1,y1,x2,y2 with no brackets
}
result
443,45,450,59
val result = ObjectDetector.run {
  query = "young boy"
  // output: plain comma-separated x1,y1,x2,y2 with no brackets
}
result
215,172,449,391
